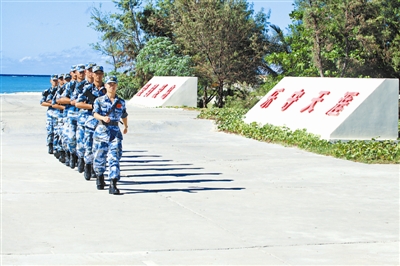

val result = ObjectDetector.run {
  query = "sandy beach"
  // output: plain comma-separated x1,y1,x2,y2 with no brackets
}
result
1,93,399,265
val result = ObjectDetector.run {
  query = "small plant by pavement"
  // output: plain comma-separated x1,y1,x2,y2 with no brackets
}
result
198,108,400,164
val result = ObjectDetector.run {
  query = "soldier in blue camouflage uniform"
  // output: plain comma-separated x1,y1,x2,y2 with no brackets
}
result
40,74,59,154
53,73,72,163
60,73,72,163
59,64,86,169
70,64,88,170
93,76,128,194
58,65,80,168
75,62,96,173
76,65,106,181
50,74,66,160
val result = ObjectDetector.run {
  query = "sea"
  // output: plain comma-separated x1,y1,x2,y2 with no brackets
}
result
0,74,51,94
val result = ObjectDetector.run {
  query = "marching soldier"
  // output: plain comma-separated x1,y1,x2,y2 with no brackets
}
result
75,62,96,173
76,65,106,181
93,76,128,194
52,73,71,163
40,74,59,154
58,64,86,169
50,74,66,159
58,65,80,168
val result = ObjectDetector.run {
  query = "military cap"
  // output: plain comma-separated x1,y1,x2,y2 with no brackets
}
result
92,65,104,73
105,75,118,84
75,64,85,72
85,62,96,70
51,74,58,80
64,73,72,79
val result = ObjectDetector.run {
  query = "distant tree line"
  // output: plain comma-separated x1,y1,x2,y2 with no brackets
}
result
89,0,400,107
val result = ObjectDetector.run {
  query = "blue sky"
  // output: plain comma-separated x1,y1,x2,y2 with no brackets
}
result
1,0,294,75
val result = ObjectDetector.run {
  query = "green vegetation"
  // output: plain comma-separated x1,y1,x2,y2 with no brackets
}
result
89,0,399,163
89,0,399,104
198,107,400,164
135,37,194,84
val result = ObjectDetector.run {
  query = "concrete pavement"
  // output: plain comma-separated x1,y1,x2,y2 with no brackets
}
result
1,93,399,265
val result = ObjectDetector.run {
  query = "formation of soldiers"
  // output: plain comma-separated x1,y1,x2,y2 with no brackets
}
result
40,63,129,195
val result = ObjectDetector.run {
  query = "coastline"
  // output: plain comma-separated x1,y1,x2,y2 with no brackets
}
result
0,91,42,95
0,74,49,77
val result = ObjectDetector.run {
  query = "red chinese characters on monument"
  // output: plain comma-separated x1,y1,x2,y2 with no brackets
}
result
144,84,160,97
152,84,169,98
260,88,285,109
161,85,177,100
136,83,152,97
300,91,330,113
281,89,305,111
325,92,359,116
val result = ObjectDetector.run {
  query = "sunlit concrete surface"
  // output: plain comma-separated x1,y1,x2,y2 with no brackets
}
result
1,93,399,265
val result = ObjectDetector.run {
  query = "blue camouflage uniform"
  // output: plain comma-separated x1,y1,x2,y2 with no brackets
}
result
75,63,96,165
61,78,78,156
59,67,76,166
54,74,71,163
40,76,58,152
62,64,85,163
77,82,106,165
60,79,72,164
50,85,63,155
93,94,128,181
57,81,69,154
75,80,90,161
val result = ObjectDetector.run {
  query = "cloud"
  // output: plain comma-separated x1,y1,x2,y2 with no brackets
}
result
4,46,113,74
19,56,31,62
19,56,41,63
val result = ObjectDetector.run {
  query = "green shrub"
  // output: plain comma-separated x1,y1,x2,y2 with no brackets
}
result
198,107,400,164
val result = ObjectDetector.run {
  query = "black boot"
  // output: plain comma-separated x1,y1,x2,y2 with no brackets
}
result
70,153,77,169
77,158,85,173
59,151,66,163
109,179,120,195
65,151,70,167
97,174,105,190
54,150,60,159
48,144,53,154
92,166,105,186
91,165,98,180
84,163,91,181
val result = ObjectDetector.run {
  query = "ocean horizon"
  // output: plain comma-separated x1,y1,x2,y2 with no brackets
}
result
0,74,52,94
0,74,50,77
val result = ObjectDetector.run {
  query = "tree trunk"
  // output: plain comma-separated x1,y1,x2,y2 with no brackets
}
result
217,81,224,108
314,31,324,77
203,85,208,108
307,0,325,77
310,13,324,77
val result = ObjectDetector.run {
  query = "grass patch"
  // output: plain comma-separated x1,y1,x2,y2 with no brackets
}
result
198,107,400,164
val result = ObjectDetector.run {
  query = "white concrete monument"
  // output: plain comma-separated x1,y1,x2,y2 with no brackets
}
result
244,77,399,140
128,76,197,108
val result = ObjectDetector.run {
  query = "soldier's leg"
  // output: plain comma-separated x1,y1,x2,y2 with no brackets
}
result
76,124,85,173
67,118,78,169
46,111,54,154
83,126,96,181
58,115,65,163
93,140,108,190
53,114,60,158
108,138,122,195
62,116,70,166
